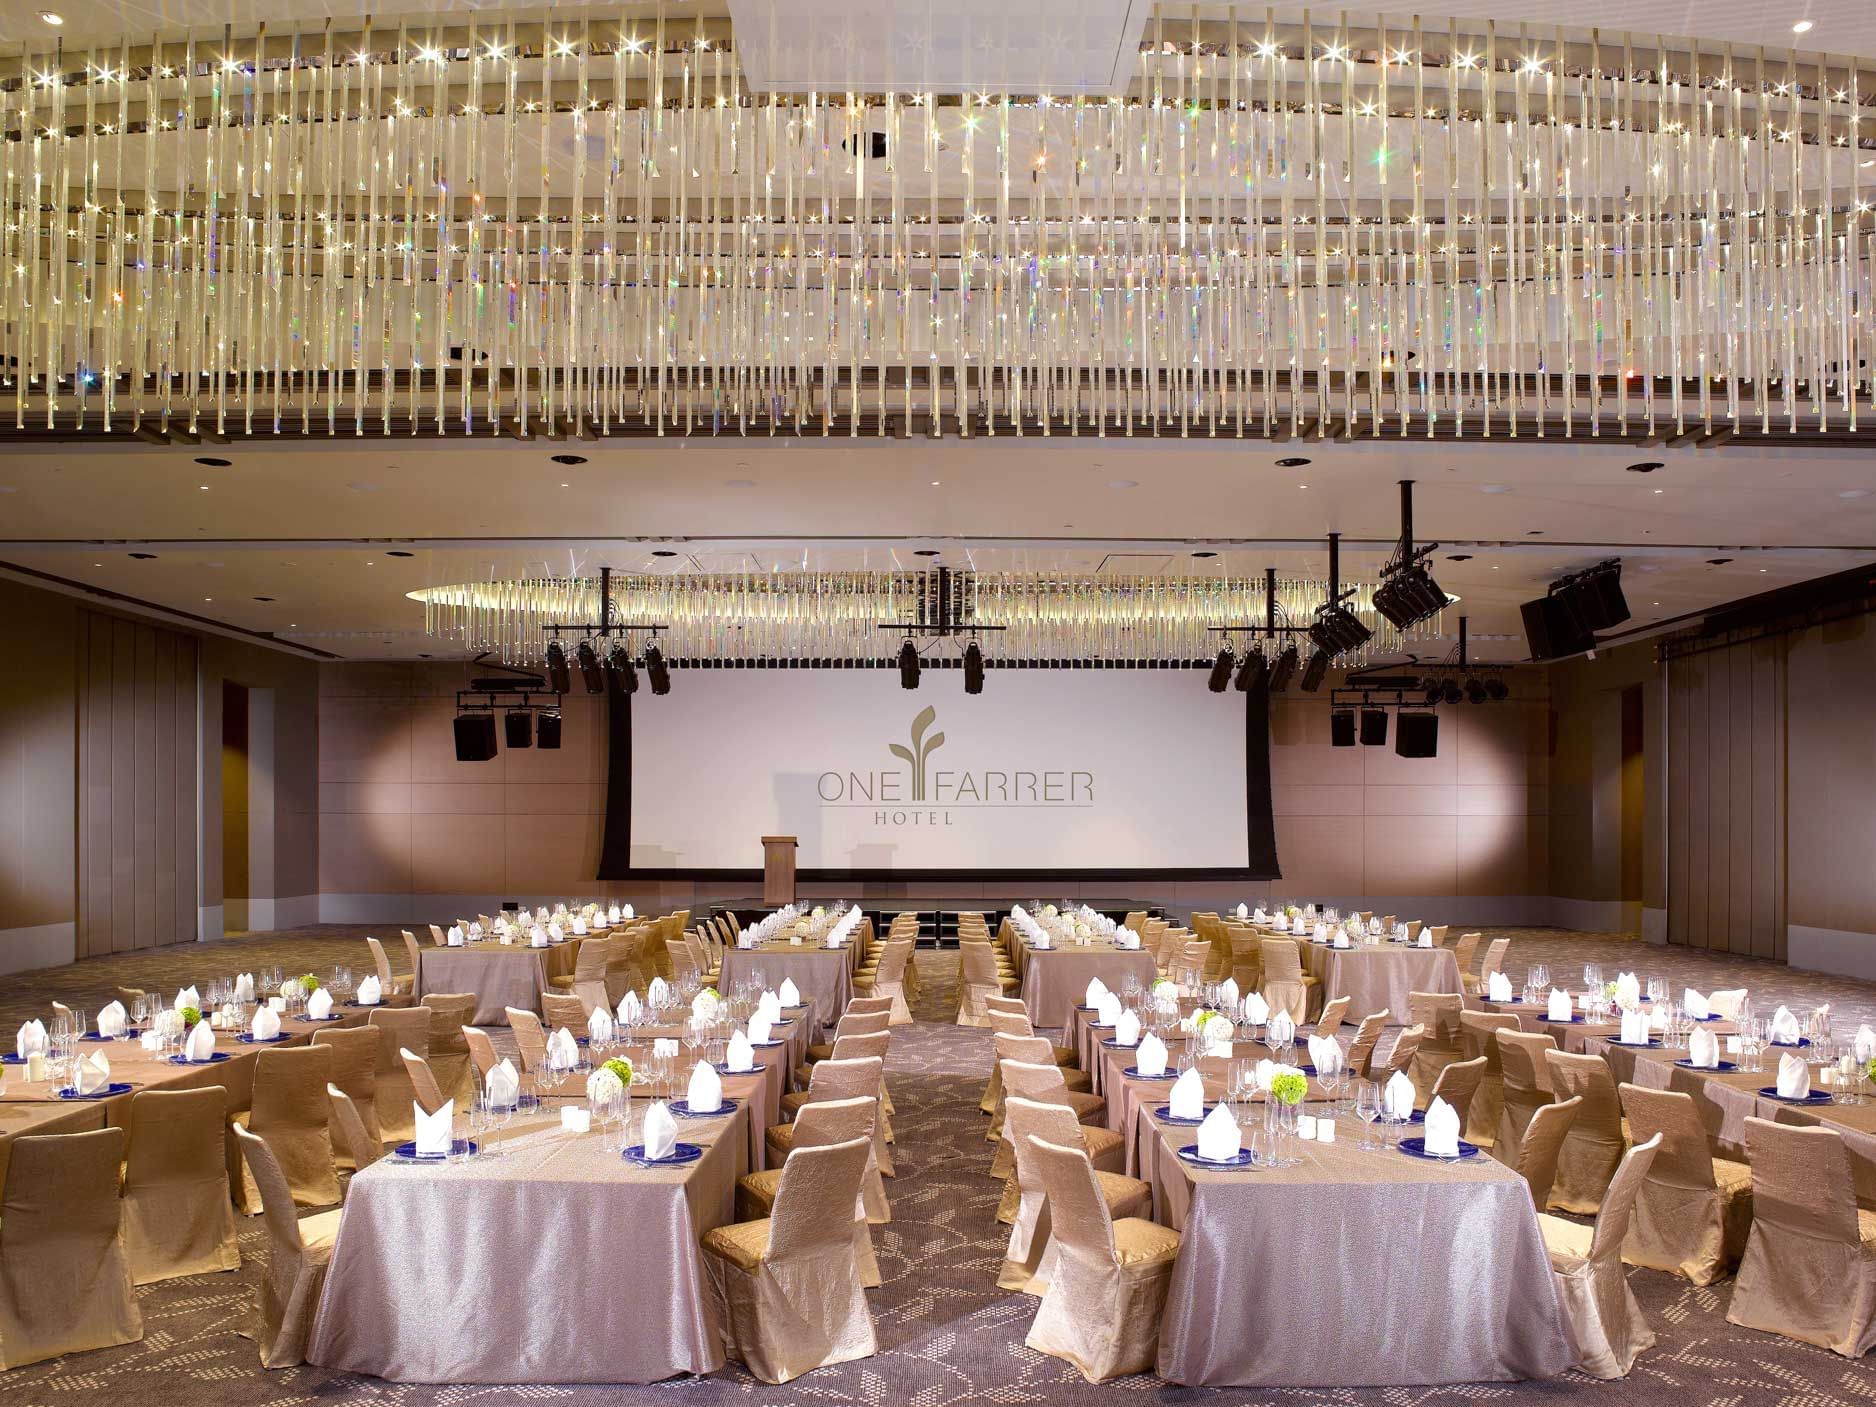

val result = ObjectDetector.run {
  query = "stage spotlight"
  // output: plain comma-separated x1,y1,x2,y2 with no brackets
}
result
1485,677,1510,701
1421,677,1442,705
545,640,571,694
1465,676,1488,705
536,711,562,749
503,710,533,749
1268,644,1299,693
1330,708,1357,747
1360,707,1389,746
575,640,605,694
1233,648,1268,694
608,643,638,694
1308,602,1373,657
452,712,497,762
1207,647,1235,693
1441,678,1464,706
898,639,921,690
1373,561,1450,630
963,640,985,695
1299,649,1331,693
643,641,672,695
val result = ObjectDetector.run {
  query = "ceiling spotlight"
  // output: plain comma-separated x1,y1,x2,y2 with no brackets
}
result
1625,461,1664,474
39,12,62,25
1276,457,1311,468
963,640,985,695
545,640,571,693
1465,676,1488,704
194,456,232,467
1792,19,1814,34
574,641,605,694
643,641,671,695
1207,647,1235,693
608,643,638,694
1373,561,1449,630
550,453,587,465
1234,648,1268,694
1308,603,1372,657
1485,678,1510,701
898,639,921,690
1441,678,1464,706
1422,678,1443,705
1267,644,1300,693
1299,649,1331,693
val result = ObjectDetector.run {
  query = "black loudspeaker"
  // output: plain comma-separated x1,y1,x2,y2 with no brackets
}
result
1330,709,1357,747
536,712,562,749
503,711,533,749
1395,711,1440,758
1359,707,1389,746
453,713,498,762
1521,594,1595,661
1572,568,1631,631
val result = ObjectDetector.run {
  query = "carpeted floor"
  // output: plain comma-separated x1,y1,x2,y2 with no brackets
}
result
1,926,1874,1404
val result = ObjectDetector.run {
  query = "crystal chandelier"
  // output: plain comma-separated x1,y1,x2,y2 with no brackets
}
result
3,6,1870,440
410,569,1446,666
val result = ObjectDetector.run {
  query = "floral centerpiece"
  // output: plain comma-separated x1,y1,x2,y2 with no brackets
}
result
1152,977,1180,1014
299,973,320,993
1866,1056,1876,1086
691,986,721,1019
811,905,827,921
586,1063,627,1102
1193,1008,1233,1054
1284,904,1300,919
1268,1069,1308,1107
178,1004,202,1028
602,1056,634,1088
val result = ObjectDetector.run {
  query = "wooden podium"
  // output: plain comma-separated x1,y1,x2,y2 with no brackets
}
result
761,836,798,906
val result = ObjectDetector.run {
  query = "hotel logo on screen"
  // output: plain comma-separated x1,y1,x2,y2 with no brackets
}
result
816,705,1095,828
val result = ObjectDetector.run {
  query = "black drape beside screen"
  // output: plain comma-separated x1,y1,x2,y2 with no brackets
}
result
598,670,1282,882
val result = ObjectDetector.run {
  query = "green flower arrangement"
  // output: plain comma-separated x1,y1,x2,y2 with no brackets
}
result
697,986,719,1001
1268,1069,1308,1107
1284,904,1300,919
299,973,320,993
603,1056,635,1088
1194,1009,1225,1034
1152,977,1177,995
1866,1055,1876,1085
179,1005,202,1027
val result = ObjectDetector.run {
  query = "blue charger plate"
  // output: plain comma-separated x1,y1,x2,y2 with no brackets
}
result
1122,1066,1177,1080
1399,1136,1481,1160
624,1141,704,1167
169,1051,232,1065
237,1032,289,1043
1676,1058,1739,1072
59,1081,134,1100
1759,1086,1832,1104
392,1139,478,1161
1153,1104,1210,1126
1176,1144,1257,1168
670,1097,739,1118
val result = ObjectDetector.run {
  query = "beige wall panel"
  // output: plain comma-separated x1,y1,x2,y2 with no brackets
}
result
1362,816,1458,897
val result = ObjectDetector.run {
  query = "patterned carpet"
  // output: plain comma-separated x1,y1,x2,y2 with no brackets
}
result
1,926,1874,1403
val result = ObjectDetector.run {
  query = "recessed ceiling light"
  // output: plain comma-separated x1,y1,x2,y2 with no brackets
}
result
386,550,414,558
203,597,212,602
1107,479,1138,489
560,482,569,488
914,549,941,557
1526,530,1544,535
1447,553,1473,561
1275,457,1311,468
198,484,209,490
38,11,61,25
128,551,157,560
1625,461,1663,473
252,596,275,602
1480,484,1509,494
194,456,232,468
550,453,586,466
1191,550,1217,558
1707,557,1733,565
724,479,754,488
1652,488,1664,495
1839,489,1870,499
929,480,941,487
651,549,679,558
1792,19,1814,34
347,481,378,492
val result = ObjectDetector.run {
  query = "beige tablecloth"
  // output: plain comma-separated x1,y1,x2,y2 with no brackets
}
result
309,1106,749,1382
1013,945,1159,1031
1146,1107,1571,1385
720,945,855,1028
416,941,582,1023
1300,942,1461,1022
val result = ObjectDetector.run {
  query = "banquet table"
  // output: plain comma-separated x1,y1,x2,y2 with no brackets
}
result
1144,1104,1572,1386
1103,1046,1331,1176
1295,938,1461,1023
309,1101,748,1383
719,943,856,1028
416,939,584,1024
1010,942,1158,1031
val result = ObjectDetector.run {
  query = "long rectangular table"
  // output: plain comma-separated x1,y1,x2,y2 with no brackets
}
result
720,943,857,1028
416,940,584,1024
1297,939,1462,1022
1009,940,1158,1031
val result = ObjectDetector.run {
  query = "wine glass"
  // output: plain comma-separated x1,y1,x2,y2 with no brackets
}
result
1354,1081,1382,1152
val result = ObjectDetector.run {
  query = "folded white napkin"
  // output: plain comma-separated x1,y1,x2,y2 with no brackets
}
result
1332,927,1351,949
486,1058,520,1108
357,975,382,1005
1218,978,1239,1008
441,925,460,946
571,916,588,935
174,986,200,1011
77,1050,111,1094
744,1008,772,1043
1422,1096,1461,1156
1770,1006,1802,1045
1487,971,1513,1003
755,991,782,1026
1294,917,1308,936
306,988,334,1019
1085,977,1109,1008
1307,1034,1342,1076
234,973,255,1002
15,1019,46,1060
617,990,643,1025
414,1099,454,1155
251,1006,282,1040
140,1028,165,1053
530,925,551,948
96,1001,127,1037
1094,992,1122,1027
588,1007,615,1044
1856,1025,1876,1062
1115,930,1140,950
1268,1011,1295,1046
1169,1066,1206,1120
1241,991,1270,1026
1196,1103,1241,1162
547,1027,580,1071
1776,1051,1811,1099
1688,1027,1721,1069
621,904,635,920
1383,1070,1416,1119
727,1031,756,1072
1708,988,1748,1019
548,922,564,942
686,1060,723,1113
1114,1010,1142,1047
1313,922,1328,941
1417,929,1433,948
186,1020,215,1061
266,995,286,1013
778,978,801,1007
1682,988,1710,1020
648,976,669,1006
1546,988,1573,1023
1238,903,1250,920
1031,930,1051,950
1620,1009,1649,1045
642,1101,678,1159
1135,1032,1168,1077
652,1037,679,1060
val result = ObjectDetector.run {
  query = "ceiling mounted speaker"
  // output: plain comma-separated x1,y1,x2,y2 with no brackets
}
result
1359,708,1389,746
1520,594,1595,661
453,713,497,762
1395,711,1439,759
1330,709,1357,747
536,712,562,749
1570,562,1631,632
503,711,532,749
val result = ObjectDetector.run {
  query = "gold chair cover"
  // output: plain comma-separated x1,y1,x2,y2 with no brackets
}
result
540,992,589,1029
1617,1083,1753,1285
1258,939,1310,1024
1406,991,1463,1103
1459,1011,1524,1147
993,1060,1120,1188
364,935,411,1000
1492,1030,1558,1168
0,1127,141,1369
422,993,478,1105
1539,1133,1663,1379
701,1135,878,1384
1346,1010,1390,1078
1371,1024,1426,1084
462,1026,499,1080
400,1048,447,1115
232,1125,340,1369
1515,1094,1581,1209
1313,996,1351,1039
1726,1118,1876,1356
367,1006,431,1146
736,1096,885,1285
122,1087,240,1284
324,1084,381,1174
986,1034,1100,1162
998,1097,1150,1294
1451,931,1483,984
768,1056,891,1176
1425,1056,1488,1132
236,1044,339,1213
1022,1134,1181,1383
1544,1050,1627,1214
312,1025,380,1160
505,1007,548,1073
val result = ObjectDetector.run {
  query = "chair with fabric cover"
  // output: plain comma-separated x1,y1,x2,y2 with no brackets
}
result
987,1010,1081,1071
1345,1010,1391,1078
1122,911,1147,931
1404,920,1422,941
550,932,614,993
234,1044,340,1214
1371,1025,1427,1085
1423,925,1448,947
665,936,701,981
1022,1134,1181,1383
805,1010,892,1065
1544,1050,1627,1214
400,930,425,982
957,942,1015,1022
310,1024,379,1163
1312,996,1351,1039
1468,937,1511,997
231,1125,341,1369
1538,1134,1664,1379
852,938,914,1023
1406,991,1463,1103
767,1057,892,1176
1451,931,1483,983
1459,1011,1524,1147
1425,1057,1488,1132
1514,1094,1582,1209
1616,1083,1753,1285
122,1087,240,1284
325,1084,381,1176
736,1097,886,1286
114,985,147,1011
506,1007,548,1073
422,992,477,1105
462,1026,499,1081
1492,1030,1557,1168
846,995,895,1017
1259,938,1317,1023
701,1135,878,1384
990,1033,1101,1147
0,1127,141,1370
427,923,447,946
993,1060,1124,1202
364,935,413,1001
400,1047,448,1115
541,992,590,1029
1727,1118,1876,1357
367,1006,431,1146
784,1031,890,1118
999,1096,1151,1295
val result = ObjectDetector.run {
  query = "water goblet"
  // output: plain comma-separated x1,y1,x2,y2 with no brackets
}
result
1354,1081,1382,1152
